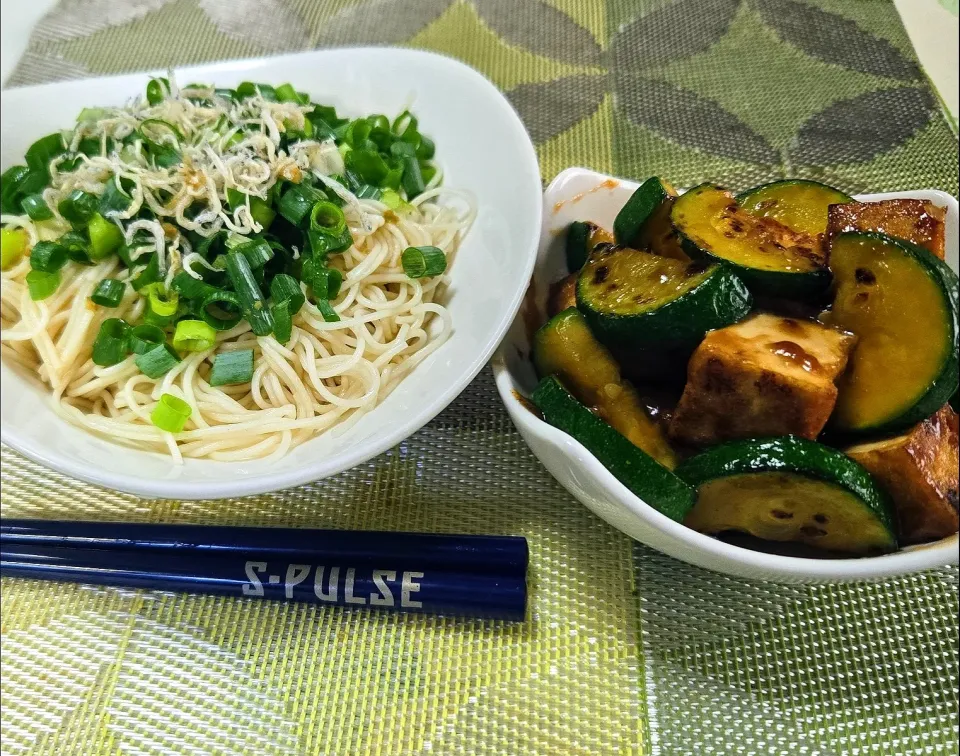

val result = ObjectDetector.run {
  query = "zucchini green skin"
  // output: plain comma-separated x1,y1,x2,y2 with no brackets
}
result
831,232,959,436
673,183,831,299
613,177,675,248
736,179,852,236
676,436,897,539
566,221,591,272
532,376,696,522
576,257,753,348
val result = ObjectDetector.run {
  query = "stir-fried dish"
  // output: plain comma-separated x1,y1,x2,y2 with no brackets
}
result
533,178,959,556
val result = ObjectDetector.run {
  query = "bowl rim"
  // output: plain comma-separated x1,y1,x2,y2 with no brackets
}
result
0,47,544,500
492,165,960,582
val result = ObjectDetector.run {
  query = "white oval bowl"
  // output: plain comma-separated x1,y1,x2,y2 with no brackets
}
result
493,167,959,583
0,48,543,500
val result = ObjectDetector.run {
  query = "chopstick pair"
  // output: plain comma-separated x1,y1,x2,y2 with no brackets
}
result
0,519,528,621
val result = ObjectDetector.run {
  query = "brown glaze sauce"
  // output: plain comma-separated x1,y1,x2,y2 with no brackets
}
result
769,340,823,374
512,390,542,418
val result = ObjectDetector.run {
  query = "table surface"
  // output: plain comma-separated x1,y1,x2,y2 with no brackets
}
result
1,2,958,755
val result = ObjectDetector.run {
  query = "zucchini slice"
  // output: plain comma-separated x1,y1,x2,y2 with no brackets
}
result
677,436,897,554
532,376,696,522
614,177,687,260
566,221,614,272
533,308,678,468
825,232,960,435
737,179,852,237
671,183,830,298
576,245,752,348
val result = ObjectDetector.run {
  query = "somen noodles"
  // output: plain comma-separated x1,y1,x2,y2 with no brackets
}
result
0,76,474,462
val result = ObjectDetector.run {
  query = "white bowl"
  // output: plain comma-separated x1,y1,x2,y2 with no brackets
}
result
494,167,960,583
0,48,542,499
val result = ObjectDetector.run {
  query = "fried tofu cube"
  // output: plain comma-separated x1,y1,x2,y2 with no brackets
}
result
846,405,959,545
827,199,947,259
669,314,857,446
547,273,577,317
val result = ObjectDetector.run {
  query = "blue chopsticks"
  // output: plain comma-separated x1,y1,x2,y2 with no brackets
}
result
0,519,528,621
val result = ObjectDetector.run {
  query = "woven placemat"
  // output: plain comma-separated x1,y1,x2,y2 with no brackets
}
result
2,1,958,754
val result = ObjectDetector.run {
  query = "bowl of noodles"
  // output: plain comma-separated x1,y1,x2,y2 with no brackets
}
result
0,48,541,499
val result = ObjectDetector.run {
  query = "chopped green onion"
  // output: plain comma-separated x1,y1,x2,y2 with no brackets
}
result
209,349,255,387
277,183,326,226
270,273,305,315
135,343,180,379
90,279,125,308
29,241,68,273
421,164,437,187
316,299,340,323
307,200,352,257
401,155,425,198
171,271,218,302
310,200,346,232
127,324,166,355
20,193,53,221
236,82,277,101
225,251,274,336
139,119,183,146
304,263,342,300
149,144,181,168
344,149,389,186
146,77,169,106
77,107,109,123
25,133,66,178
150,393,192,433
226,188,276,230
390,140,417,159
58,189,99,226
142,283,179,326
1,165,31,214
354,184,382,200
99,177,132,216
78,137,102,157
233,238,274,269
275,83,307,104
224,231,249,250
380,189,409,212
143,283,179,317
416,134,436,160
92,318,131,366
402,246,447,278
392,110,418,137
88,213,124,259
271,302,293,344
172,319,217,352
342,118,372,148
58,230,92,264
1,227,28,270
131,254,161,291
199,289,243,331
26,270,60,300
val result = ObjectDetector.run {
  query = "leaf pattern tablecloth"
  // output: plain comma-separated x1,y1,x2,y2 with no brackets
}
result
1,1,958,754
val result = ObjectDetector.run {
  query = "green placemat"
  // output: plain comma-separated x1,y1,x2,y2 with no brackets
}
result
2,1,958,754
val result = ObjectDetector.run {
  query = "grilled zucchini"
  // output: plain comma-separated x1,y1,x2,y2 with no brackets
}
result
825,232,959,435
576,245,752,348
533,308,678,468
672,184,830,298
677,436,897,554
